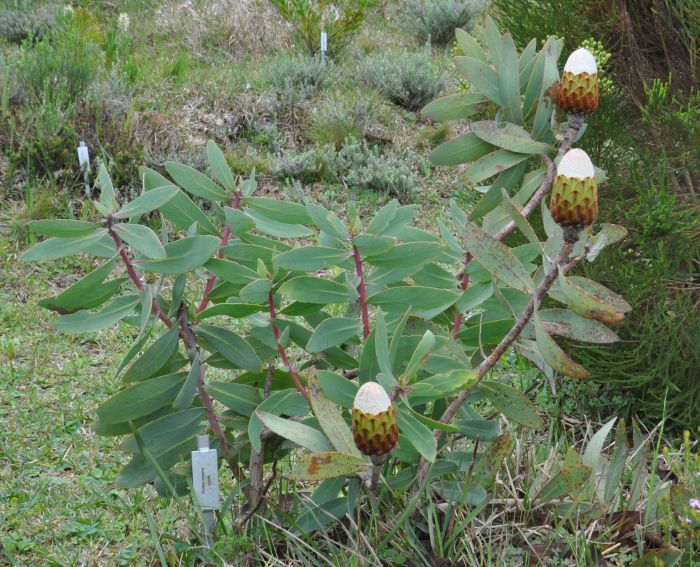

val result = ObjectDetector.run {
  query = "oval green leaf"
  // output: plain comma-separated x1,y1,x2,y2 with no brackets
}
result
421,93,487,122
279,276,348,304
165,162,228,201
138,236,220,274
429,132,493,166
480,380,543,428
533,312,589,379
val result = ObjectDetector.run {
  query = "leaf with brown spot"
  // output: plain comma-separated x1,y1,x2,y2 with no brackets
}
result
460,221,535,293
472,432,512,489
538,308,619,344
480,381,543,428
554,274,631,325
533,312,589,379
286,452,369,482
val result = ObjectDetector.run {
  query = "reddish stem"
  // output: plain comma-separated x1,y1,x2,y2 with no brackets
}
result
268,291,310,402
414,241,575,486
448,123,581,334
451,252,473,335
178,310,242,480
108,218,240,478
352,244,370,341
196,192,241,315
107,221,173,327
451,313,464,336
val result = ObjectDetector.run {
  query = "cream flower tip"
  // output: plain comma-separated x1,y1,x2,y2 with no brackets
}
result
557,149,595,179
564,48,598,75
353,382,391,415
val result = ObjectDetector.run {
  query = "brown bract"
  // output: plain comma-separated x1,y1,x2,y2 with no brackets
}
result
352,406,399,456
550,175,598,228
557,71,599,115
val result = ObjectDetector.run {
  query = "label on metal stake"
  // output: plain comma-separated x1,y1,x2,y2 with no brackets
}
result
191,435,219,510
77,141,90,169
321,31,327,53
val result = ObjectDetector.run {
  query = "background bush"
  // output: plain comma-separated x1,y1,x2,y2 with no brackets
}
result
269,0,376,57
0,5,54,44
336,137,425,198
275,137,427,198
399,0,484,46
306,93,374,148
263,53,332,104
575,166,700,430
0,6,148,190
570,83,699,431
491,0,602,51
274,143,337,184
358,48,446,111
14,12,103,106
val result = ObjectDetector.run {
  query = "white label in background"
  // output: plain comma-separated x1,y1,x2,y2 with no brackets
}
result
192,444,219,510
321,31,327,53
77,141,90,169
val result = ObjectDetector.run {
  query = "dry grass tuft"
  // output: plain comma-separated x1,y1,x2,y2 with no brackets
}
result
155,0,291,59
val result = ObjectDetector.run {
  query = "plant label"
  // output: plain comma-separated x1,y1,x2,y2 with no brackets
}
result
77,141,90,169
191,435,219,510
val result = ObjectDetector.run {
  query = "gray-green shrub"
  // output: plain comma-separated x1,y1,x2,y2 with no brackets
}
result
274,144,337,183
0,6,54,44
337,138,425,197
306,94,374,148
274,137,427,198
399,0,483,46
357,48,446,111
263,53,332,104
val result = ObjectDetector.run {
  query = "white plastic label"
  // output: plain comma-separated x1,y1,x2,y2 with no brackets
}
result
321,31,327,52
191,446,219,510
77,142,90,169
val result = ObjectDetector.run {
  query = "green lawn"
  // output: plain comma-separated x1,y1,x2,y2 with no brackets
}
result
0,235,182,565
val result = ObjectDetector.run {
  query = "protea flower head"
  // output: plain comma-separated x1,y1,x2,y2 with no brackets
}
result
557,48,599,116
550,149,598,241
352,382,398,458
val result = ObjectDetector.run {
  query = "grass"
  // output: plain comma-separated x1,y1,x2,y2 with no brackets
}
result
0,236,180,565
